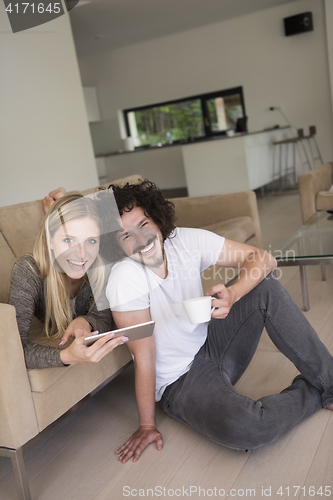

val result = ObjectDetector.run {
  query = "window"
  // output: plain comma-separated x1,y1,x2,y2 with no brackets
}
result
124,87,246,148
206,94,244,133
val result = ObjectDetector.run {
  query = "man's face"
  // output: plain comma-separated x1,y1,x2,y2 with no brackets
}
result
116,206,164,269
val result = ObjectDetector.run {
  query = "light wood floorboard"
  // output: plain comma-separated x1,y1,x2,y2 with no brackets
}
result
1,191,333,499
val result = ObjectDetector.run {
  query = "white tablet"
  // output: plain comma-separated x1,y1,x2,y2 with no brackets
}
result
83,320,155,347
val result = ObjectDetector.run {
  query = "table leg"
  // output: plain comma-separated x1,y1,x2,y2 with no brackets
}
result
279,144,283,189
316,221,327,281
299,266,310,311
293,142,297,185
321,264,327,281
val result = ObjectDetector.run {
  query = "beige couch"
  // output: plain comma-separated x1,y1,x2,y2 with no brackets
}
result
0,175,262,500
298,162,333,223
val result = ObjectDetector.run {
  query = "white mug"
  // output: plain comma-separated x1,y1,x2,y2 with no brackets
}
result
182,296,215,324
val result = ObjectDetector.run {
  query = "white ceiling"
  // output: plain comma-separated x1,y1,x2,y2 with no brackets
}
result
69,0,298,58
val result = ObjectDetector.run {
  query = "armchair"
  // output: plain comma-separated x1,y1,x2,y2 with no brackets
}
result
298,162,333,223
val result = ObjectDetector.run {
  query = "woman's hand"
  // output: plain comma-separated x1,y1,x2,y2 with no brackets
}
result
59,332,128,365
207,284,237,319
116,425,163,463
60,317,92,345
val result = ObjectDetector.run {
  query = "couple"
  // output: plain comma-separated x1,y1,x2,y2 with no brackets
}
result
10,181,333,463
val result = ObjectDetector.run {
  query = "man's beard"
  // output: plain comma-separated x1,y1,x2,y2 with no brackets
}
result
133,235,165,269
140,250,165,268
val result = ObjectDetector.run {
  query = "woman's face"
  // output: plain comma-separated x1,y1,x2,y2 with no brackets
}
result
50,216,100,280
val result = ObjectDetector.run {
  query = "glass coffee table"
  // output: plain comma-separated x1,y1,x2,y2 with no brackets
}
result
274,211,333,311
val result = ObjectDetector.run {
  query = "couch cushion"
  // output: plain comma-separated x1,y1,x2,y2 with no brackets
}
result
0,232,16,303
27,321,131,393
28,365,70,392
202,216,255,243
200,217,256,295
81,174,143,196
0,200,45,257
316,191,333,211
0,175,143,259
29,345,132,431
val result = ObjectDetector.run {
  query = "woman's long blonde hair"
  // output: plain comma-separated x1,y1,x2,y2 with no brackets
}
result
33,193,104,340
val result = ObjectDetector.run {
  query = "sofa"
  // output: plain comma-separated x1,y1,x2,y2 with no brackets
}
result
0,174,262,500
298,162,333,223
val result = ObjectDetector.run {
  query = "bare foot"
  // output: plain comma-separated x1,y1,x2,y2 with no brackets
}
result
327,403,333,411
48,187,66,200
42,196,55,214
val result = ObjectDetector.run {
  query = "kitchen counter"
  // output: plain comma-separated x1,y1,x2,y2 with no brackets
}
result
95,126,290,158
96,126,292,196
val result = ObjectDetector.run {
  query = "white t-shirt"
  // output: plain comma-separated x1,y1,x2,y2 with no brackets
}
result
106,227,225,401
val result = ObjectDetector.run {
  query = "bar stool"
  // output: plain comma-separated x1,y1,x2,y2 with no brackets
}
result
296,128,313,173
272,129,311,189
302,126,323,168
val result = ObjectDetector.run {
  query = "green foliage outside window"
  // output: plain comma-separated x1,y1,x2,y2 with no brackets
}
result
125,87,246,147
134,99,204,146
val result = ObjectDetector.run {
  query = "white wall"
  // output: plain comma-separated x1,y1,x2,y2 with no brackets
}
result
79,0,333,169
325,0,333,149
0,4,99,207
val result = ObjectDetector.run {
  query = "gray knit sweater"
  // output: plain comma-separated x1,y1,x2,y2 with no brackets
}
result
9,255,113,369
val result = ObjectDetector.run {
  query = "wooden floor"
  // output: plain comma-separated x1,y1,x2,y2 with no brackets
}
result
1,191,333,500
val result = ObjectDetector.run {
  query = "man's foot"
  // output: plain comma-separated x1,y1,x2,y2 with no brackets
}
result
49,187,66,200
327,403,333,411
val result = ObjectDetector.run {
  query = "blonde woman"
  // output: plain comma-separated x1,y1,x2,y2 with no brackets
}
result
9,192,127,369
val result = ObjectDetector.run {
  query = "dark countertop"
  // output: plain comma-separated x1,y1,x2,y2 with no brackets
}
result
95,126,290,158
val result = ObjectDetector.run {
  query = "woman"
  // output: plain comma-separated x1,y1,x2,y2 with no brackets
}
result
9,192,127,369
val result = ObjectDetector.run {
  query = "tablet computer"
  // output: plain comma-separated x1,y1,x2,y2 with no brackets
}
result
83,320,155,347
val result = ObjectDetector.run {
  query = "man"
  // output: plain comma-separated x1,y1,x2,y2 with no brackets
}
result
105,180,333,464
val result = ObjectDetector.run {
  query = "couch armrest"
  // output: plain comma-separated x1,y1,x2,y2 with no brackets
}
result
170,191,263,248
298,163,333,223
0,304,39,449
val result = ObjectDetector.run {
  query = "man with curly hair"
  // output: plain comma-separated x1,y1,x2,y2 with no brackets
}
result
105,180,333,464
